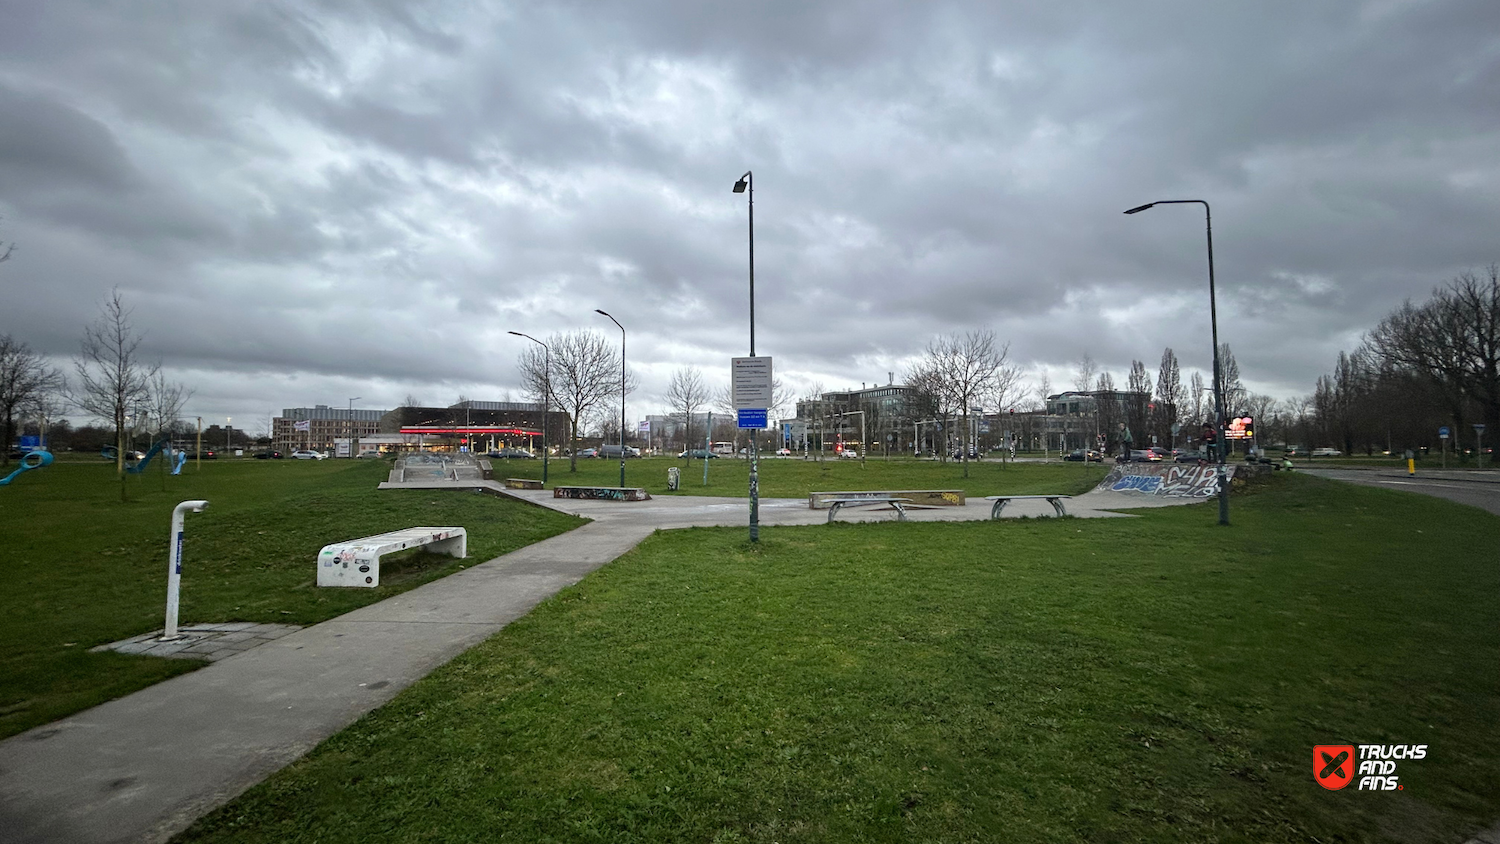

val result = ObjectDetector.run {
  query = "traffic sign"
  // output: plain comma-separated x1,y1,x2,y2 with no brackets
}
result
737,408,767,429
1475,424,1487,434
731,357,773,409
1439,426,1449,439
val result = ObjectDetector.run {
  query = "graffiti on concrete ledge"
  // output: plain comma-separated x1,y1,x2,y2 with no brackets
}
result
553,486,651,501
1097,464,1233,497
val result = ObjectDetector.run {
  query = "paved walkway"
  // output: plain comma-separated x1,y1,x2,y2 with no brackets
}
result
0,485,1178,844
1300,467,1500,515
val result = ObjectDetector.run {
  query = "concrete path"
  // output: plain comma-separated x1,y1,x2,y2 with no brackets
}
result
0,483,1182,844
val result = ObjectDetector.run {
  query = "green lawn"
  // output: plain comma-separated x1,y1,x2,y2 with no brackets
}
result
505,454,1109,499
176,474,1500,843
0,458,583,739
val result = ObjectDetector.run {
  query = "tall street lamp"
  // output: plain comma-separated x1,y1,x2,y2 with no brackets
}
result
1124,199,1230,526
508,331,551,484
595,310,626,488
348,397,361,459
733,170,760,541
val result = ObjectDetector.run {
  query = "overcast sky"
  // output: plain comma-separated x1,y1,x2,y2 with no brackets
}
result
2,0,1498,431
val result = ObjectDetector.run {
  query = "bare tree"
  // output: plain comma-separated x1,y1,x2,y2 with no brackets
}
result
1126,359,1153,447
1367,266,1500,435
0,215,14,267
1188,371,1207,430
1218,343,1246,415
913,329,1012,477
1095,371,1121,454
145,370,193,444
516,330,623,472
1033,372,1053,410
1154,348,1183,445
1073,354,1097,393
73,290,159,489
0,335,64,466
664,366,709,457
401,393,423,408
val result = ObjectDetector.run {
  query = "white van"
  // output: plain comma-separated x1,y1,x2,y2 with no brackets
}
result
711,441,735,456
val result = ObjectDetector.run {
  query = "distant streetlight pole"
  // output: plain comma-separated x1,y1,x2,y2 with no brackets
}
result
1124,199,1230,526
594,310,627,488
733,169,760,542
225,416,231,454
508,331,551,484
348,397,361,459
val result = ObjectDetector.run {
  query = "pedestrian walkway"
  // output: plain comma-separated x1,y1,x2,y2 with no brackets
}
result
0,485,1175,844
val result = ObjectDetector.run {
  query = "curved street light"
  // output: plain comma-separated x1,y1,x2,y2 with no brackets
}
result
508,331,551,484
733,169,761,541
594,310,626,488
1124,199,1230,526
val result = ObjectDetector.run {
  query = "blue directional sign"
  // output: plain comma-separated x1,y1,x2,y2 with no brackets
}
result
737,408,767,429
1439,426,1450,438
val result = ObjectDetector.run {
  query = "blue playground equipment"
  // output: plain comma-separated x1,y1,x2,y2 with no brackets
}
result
125,439,172,474
0,450,53,486
170,450,188,475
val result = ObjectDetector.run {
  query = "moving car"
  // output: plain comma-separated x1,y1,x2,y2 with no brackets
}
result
1174,450,1208,463
488,448,536,459
775,448,793,456
1129,449,1162,462
677,449,718,459
1063,449,1103,463
576,448,600,458
291,450,326,460
201,449,217,460
1311,447,1343,457
254,450,284,460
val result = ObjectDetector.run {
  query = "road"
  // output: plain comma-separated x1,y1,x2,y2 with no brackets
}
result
1300,467,1500,516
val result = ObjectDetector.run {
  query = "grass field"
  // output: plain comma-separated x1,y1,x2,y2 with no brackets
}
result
0,457,583,740
501,454,1110,499
175,474,1500,843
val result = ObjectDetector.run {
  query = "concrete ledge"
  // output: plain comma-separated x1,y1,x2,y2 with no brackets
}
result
809,489,964,509
505,478,544,490
553,486,651,502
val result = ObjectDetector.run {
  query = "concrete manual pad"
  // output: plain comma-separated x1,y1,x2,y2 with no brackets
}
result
90,624,302,662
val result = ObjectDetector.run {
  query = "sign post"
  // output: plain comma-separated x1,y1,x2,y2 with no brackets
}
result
1439,426,1449,469
733,356,772,541
1476,424,1487,469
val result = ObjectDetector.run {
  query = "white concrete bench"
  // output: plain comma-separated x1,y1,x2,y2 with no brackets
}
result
985,495,1071,519
825,497,912,523
317,527,467,588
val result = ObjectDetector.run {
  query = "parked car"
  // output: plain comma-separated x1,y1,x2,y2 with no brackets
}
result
950,448,979,460
1311,447,1343,457
677,449,718,459
1174,450,1208,463
254,450,284,460
488,448,536,459
201,449,217,460
291,450,326,460
1064,449,1103,463
600,445,641,459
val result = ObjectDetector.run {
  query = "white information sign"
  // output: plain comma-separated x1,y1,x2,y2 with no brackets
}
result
731,356,773,409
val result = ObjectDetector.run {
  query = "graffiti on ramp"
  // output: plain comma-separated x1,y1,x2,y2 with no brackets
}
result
1096,463,1234,497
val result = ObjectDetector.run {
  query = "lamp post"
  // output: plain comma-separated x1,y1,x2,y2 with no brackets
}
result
508,331,551,484
347,397,361,459
1124,199,1230,526
225,416,231,454
733,170,761,541
594,310,626,488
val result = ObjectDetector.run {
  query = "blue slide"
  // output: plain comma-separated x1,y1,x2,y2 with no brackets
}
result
171,450,188,475
0,450,53,486
125,439,172,474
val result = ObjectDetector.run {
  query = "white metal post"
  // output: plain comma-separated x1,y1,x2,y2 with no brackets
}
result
163,500,209,640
